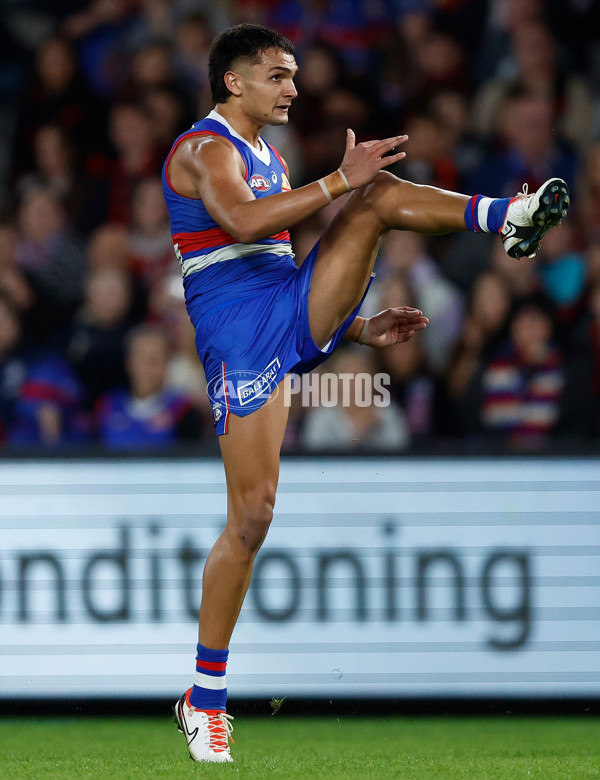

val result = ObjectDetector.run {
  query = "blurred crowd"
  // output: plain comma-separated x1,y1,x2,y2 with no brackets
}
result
0,0,599,453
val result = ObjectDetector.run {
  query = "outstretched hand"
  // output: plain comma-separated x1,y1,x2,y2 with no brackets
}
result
339,129,408,190
360,307,428,348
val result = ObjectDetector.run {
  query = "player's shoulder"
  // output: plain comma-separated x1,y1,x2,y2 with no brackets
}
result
176,131,235,157
172,131,240,178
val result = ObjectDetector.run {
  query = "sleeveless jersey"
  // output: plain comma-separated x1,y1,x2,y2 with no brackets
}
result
162,111,297,318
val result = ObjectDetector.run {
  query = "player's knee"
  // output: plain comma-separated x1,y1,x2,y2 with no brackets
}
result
362,170,398,203
234,486,276,554
347,170,399,218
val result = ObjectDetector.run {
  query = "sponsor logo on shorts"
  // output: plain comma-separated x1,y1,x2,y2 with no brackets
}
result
249,175,271,192
237,357,281,406
207,358,282,411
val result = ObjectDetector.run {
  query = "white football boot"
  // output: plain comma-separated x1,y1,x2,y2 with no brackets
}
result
501,178,570,258
174,689,234,763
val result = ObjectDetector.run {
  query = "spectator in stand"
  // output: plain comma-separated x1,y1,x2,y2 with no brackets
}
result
174,12,213,99
401,112,460,191
15,187,86,343
11,35,106,180
8,353,89,448
131,38,174,89
16,123,108,237
373,274,434,439
375,230,464,376
476,0,547,86
376,8,430,115
428,89,483,189
119,38,177,101
162,293,214,430
288,41,344,138
444,270,513,436
469,89,577,198
411,30,469,100
128,176,176,291
472,21,594,154
87,223,131,272
66,267,134,410
301,345,410,453
143,86,196,160
17,124,77,208
106,100,162,224
95,324,203,449
480,298,564,444
87,221,147,321
490,239,540,301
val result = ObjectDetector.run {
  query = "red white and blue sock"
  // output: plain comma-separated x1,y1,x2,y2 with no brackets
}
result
189,643,228,712
464,195,513,234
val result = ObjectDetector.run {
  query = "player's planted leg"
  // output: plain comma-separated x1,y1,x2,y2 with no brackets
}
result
174,384,289,763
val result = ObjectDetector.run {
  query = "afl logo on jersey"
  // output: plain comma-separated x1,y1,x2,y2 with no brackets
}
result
249,174,271,191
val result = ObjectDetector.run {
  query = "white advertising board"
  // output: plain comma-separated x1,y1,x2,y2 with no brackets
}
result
0,457,598,699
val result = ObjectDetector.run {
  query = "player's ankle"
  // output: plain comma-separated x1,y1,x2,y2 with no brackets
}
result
190,643,229,711
464,195,512,234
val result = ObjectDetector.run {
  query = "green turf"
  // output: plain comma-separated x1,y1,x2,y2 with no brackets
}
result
0,716,598,779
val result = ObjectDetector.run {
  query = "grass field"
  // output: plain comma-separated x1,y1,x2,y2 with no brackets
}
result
1,716,598,779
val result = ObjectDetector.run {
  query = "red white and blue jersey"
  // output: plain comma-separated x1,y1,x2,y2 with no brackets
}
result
162,112,371,436
162,110,297,318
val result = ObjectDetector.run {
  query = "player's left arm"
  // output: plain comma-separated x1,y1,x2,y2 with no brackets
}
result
345,308,428,347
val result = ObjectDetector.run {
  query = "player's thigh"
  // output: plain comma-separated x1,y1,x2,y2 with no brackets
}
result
218,375,290,515
307,182,389,347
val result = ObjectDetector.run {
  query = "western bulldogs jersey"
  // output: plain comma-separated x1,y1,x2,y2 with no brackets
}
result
162,111,297,320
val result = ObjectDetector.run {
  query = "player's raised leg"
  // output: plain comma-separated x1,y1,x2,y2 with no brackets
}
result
174,382,290,763
309,133,569,348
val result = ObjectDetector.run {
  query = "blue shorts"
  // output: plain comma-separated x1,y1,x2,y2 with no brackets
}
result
191,242,372,435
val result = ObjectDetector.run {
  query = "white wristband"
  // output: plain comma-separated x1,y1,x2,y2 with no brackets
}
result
337,168,351,192
358,318,370,345
317,178,333,203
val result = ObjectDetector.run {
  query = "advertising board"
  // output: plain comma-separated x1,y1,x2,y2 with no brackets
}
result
0,458,598,699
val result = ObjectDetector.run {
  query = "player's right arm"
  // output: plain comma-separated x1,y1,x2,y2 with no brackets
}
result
168,130,408,244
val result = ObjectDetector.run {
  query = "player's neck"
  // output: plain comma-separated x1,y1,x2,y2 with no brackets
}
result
213,104,263,149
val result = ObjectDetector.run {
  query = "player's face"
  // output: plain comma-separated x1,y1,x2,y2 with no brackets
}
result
235,48,298,125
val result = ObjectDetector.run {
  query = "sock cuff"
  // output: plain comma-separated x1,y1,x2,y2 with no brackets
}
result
191,644,229,711
464,194,485,233
196,643,229,664
465,194,513,235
